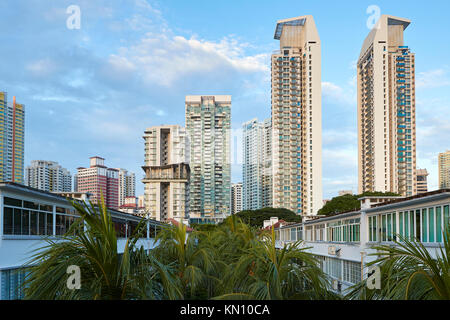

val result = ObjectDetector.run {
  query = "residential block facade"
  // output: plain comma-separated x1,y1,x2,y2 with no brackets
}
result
25,160,72,192
0,92,25,184
439,151,450,189
358,15,417,197
231,182,243,215
75,157,119,210
142,125,190,221
242,118,272,210
185,95,231,223
116,168,135,207
271,16,323,216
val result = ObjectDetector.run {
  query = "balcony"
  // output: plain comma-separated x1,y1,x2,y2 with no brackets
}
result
142,163,190,182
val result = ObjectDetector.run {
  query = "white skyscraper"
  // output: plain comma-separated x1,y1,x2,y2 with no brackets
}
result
116,169,135,207
231,183,243,215
25,160,72,192
185,95,231,224
358,15,417,197
271,16,323,216
242,118,272,211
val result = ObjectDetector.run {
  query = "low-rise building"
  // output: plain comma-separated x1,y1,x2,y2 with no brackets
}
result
272,190,450,294
0,182,163,300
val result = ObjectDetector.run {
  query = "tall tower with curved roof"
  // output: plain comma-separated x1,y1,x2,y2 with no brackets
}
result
271,15,323,216
357,15,417,196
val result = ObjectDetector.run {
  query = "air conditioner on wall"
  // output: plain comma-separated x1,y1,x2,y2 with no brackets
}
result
328,246,336,255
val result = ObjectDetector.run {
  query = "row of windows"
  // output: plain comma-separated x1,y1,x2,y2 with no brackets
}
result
3,207,77,236
369,205,450,243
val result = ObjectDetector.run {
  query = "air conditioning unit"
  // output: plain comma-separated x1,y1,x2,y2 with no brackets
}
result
332,280,338,291
332,280,342,293
328,246,336,255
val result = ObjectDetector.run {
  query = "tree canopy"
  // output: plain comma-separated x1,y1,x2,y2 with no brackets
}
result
232,207,302,229
318,192,401,216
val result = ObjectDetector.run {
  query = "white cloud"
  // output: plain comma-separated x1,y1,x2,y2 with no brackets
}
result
26,58,58,76
417,69,450,89
107,34,269,87
322,81,355,106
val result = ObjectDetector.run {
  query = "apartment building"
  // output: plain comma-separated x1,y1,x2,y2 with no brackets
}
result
116,168,135,207
25,160,72,192
142,125,190,221
75,157,119,210
271,16,323,216
0,92,25,184
231,182,243,215
358,15,417,197
439,151,450,189
416,168,429,194
185,95,231,224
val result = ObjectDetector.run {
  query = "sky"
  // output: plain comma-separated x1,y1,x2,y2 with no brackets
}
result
1,0,449,200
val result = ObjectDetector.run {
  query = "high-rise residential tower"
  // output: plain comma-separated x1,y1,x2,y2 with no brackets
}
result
0,92,25,184
185,95,231,224
142,125,190,221
358,15,417,197
25,160,72,192
231,182,243,215
416,169,429,194
75,157,119,210
439,151,450,189
271,16,323,216
242,118,272,210
116,168,135,207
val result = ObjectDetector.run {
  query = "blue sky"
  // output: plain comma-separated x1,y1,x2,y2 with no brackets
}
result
1,0,449,199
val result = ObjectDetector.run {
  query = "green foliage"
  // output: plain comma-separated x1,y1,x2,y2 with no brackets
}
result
23,197,179,300
319,192,401,216
23,201,334,300
190,223,218,232
232,207,302,229
346,227,450,300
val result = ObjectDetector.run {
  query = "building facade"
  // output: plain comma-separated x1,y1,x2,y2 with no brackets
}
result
439,151,450,189
75,157,119,210
25,160,72,193
242,118,273,211
358,15,417,197
142,125,190,221
271,16,323,216
116,168,135,207
0,182,163,300
273,190,450,294
416,168,429,194
231,182,243,215
185,95,231,224
0,92,25,184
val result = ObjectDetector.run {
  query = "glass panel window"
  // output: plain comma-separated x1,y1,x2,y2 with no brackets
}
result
4,197,22,207
436,207,442,243
410,211,415,241
422,209,428,243
13,209,22,235
416,210,421,241
3,207,13,235
382,215,387,241
38,212,46,236
23,201,39,210
444,206,449,230
30,211,38,235
22,210,30,236
399,212,404,239
387,214,392,241
47,213,53,236
429,208,435,243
